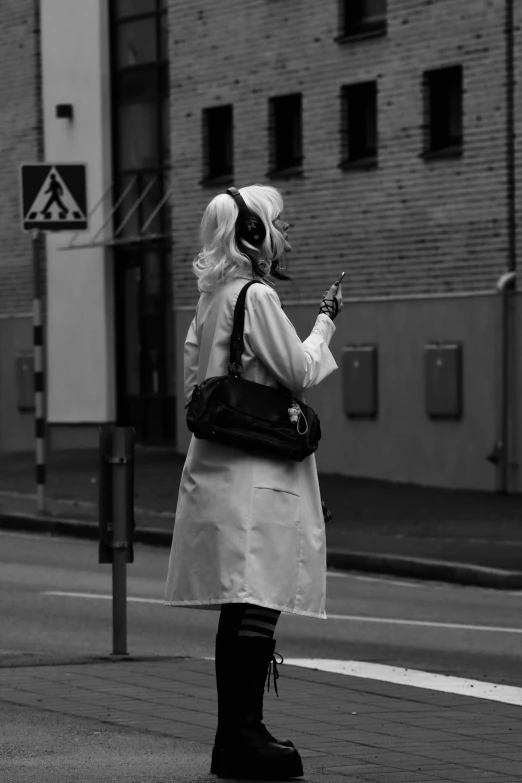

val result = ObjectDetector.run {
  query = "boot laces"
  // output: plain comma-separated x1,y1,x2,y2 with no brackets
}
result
266,651,283,697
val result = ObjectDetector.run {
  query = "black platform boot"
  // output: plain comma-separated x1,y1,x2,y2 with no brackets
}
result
211,634,295,774
211,634,303,779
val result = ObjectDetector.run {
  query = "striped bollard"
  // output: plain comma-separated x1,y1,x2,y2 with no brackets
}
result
32,229,46,513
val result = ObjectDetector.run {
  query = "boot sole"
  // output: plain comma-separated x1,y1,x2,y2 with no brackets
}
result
211,741,295,774
210,745,220,774
213,746,304,779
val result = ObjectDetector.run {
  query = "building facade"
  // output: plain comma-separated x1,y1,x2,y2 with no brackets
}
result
0,0,521,492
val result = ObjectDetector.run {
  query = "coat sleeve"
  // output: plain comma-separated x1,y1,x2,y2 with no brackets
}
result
184,316,200,405
246,285,338,394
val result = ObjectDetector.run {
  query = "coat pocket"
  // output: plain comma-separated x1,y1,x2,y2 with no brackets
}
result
246,488,301,608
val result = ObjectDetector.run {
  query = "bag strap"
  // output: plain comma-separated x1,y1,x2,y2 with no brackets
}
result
228,280,261,375
228,280,291,394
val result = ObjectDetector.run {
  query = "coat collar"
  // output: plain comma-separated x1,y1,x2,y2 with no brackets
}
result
234,275,276,289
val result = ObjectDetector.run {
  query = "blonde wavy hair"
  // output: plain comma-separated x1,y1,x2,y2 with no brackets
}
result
193,184,288,293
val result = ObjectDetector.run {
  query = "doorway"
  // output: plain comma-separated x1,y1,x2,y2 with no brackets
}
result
115,246,175,443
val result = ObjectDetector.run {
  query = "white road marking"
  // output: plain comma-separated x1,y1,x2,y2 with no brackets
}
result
328,572,416,586
285,659,522,707
341,571,522,593
42,591,522,634
326,613,522,634
43,591,157,603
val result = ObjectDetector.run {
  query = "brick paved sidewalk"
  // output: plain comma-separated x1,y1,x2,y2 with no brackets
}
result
1,657,522,782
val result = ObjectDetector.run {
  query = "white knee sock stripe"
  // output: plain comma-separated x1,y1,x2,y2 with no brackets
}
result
240,619,277,631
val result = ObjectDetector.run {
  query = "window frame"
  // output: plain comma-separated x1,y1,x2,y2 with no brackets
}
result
337,0,387,43
201,104,234,186
340,81,379,170
267,93,304,179
422,65,464,160
109,0,174,440
110,0,170,234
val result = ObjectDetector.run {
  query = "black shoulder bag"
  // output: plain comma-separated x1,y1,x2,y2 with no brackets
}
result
185,280,321,461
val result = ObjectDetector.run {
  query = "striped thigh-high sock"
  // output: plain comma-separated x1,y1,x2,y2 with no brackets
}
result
237,604,281,639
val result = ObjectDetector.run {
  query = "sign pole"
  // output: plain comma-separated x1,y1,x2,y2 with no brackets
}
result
21,163,88,515
31,229,46,513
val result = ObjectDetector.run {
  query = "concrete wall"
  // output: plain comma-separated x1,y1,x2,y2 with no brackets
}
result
41,0,115,425
309,294,499,490
175,289,518,491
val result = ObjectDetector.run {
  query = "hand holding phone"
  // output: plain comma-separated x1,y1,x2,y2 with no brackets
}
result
320,272,345,320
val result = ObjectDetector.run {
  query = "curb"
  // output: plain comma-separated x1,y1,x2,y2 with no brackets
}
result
3,511,522,590
327,550,522,590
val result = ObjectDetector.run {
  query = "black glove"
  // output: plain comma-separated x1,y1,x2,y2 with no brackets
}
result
319,282,341,321
319,297,339,320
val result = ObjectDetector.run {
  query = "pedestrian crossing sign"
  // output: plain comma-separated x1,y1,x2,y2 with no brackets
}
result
20,163,88,232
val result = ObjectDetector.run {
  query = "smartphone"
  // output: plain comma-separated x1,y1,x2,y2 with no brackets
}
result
335,272,345,289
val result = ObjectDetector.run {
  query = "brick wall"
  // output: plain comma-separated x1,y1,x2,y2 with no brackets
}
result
0,0,42,315
167,0,517,309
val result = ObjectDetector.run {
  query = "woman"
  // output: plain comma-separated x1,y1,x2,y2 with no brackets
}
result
165,184,343,780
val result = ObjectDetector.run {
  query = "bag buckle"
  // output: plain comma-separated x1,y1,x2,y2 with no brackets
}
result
228,362,244,376
289,400,309,435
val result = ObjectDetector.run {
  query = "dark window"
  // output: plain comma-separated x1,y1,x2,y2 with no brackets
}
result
342,0,387,37
117,66,158,101
111,0,170,217
116,17,158,67
203,105,233,181
114,0,159,19
118,102,159,170
111,0,170,187
269,94,303,174
341,82,378,165
424,66,463,154
110,0,175,445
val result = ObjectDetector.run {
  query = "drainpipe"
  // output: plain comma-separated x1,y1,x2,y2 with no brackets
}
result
505,0,516,284
489,0,517,494
490,271,517,493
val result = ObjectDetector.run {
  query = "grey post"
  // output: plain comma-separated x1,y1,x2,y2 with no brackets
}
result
99,425,135,656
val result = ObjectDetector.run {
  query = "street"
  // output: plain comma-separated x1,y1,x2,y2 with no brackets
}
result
2,530,522,690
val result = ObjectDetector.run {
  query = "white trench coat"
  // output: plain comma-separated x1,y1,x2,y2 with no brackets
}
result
164,275,338,618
